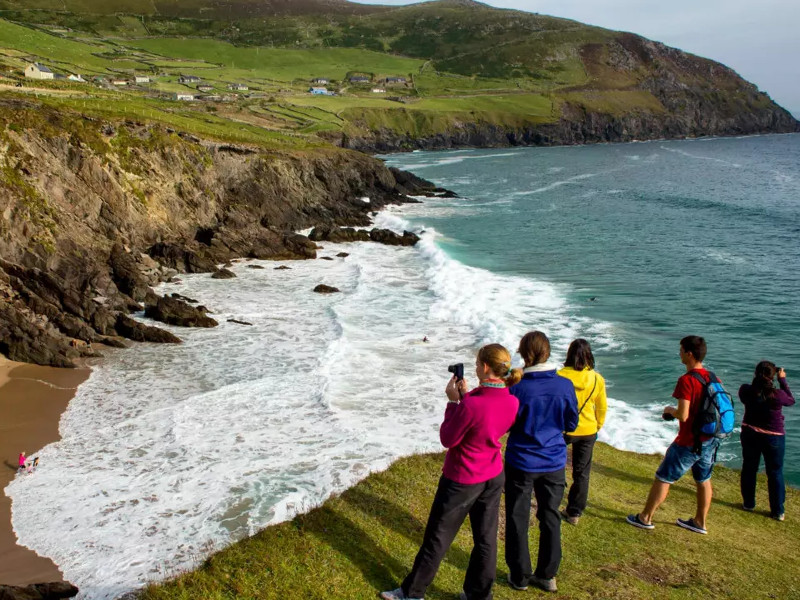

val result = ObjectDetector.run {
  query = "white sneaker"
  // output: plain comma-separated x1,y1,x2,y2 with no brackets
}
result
379,588,423,600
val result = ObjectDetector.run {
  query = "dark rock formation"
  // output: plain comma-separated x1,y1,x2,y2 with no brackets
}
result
274,266,292,270
144,296,218,328
308,227,370,243
313,284,340,294
211,268,236,279
170,293,198,304
246,265,265,269
115,315,182,344
227,319,253,326
369,229,420,247
319,256,334,261
0,582,79,600
336,252,350,258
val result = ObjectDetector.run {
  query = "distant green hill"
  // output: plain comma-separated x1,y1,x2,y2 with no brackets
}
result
0,0,796,151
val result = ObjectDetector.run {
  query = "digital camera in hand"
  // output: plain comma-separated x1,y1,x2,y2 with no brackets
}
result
448,363,464,381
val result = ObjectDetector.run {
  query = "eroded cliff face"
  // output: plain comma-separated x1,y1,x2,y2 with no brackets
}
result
0,101,433,366
342,34,799,153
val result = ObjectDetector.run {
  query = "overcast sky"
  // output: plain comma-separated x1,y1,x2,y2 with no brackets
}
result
353,0,800,116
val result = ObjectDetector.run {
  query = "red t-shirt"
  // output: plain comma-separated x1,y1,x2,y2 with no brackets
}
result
672,368,715,447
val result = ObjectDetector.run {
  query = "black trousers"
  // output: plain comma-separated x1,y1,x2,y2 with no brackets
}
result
402,472,505,600
564,433,597,517
504,464,565,581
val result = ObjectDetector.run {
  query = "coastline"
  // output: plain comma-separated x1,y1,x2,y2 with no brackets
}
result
0,355,90,586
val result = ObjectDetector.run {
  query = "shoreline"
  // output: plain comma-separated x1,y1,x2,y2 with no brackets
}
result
0,356,90,586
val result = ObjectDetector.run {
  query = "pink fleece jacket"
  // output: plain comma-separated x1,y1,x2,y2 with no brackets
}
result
440,385,519,484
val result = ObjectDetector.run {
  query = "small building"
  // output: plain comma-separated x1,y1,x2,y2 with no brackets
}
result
371,88,386,94
312,78,329,85
196,84,214,92
178,74,201,84
111,79,128,86
349,76,370,84
199,94,222,102
25,63,54,80
175,93,195,101
134,75,151,84
309,86,332,96
67,74,85,82
385,76,407,84
228,83,249,91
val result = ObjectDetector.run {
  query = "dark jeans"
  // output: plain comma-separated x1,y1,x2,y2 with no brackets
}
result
504,464,565,582
740,426,786,517
564,433,597,517
402,472,504,600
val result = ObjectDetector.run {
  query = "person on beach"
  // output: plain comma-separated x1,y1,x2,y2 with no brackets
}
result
17,451,26,474
504,331,579,593
626,335,722,535
558,339,608,525
739,362,794,521
380,344,520,600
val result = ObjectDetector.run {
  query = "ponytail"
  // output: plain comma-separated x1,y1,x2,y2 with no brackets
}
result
477,344,519,388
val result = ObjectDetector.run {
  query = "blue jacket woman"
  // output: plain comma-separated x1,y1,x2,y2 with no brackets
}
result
505,331,578,594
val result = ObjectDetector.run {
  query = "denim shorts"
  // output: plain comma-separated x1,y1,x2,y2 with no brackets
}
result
655,438,721,484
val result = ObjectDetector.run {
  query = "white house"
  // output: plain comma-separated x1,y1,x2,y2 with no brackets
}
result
228,83,248,91
134,75,151,84
178,75,201,84
25,63,54,80
312,78,329,85
111,79,128,86
67,74,85,82
371,88,386,94
175,93,195,101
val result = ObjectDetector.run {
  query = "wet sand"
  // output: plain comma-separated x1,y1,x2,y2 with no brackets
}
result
0,357,90,586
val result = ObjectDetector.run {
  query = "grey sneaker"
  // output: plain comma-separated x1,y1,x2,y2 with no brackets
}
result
530,575,557,593
561,509,580,525
773,513,785,522
742,504,755,512
507,575,529,591
379,588,422,600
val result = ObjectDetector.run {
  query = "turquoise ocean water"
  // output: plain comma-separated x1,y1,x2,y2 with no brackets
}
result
382,134,800,486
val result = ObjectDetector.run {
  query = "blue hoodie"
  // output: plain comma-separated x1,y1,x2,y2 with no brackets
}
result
506,366,580,473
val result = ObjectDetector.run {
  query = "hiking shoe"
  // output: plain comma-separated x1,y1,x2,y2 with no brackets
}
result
561,509,580,525
742,504,755,512
773,513,785,522
530,576,557,593
676,517,707,535
379,588,422,600
626,514,654,530
507,575,529,591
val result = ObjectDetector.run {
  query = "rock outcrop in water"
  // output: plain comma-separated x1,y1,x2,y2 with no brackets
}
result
0,582,78,600
0,100,437,366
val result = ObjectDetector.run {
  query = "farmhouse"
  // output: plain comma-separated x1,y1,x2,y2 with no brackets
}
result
349,76,370,84
228,83,248,91
178,74,201,84
134,75,151,84
312,78,329,84
175,93,195,101
197,84,214,92
24,63,54,80
68,74,85,82
309,86,332,96
371,88,386,94
385,76,407,84
111,79,128,86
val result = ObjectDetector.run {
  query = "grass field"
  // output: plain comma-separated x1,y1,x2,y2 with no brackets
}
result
140,442,800,600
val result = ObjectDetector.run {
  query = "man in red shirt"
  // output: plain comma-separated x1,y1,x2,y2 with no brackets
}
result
626,336,721,535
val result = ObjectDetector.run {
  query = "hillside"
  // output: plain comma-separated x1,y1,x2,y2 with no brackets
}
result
139,443,800,600
0,0,795,152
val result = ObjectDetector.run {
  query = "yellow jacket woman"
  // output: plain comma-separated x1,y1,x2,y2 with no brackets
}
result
557,339,608,524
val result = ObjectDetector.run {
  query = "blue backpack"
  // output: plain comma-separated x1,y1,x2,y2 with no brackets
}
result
690,371,735,450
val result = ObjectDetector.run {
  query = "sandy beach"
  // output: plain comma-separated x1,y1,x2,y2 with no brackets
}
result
0,356,90,586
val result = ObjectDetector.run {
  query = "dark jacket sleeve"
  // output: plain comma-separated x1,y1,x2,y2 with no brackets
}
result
564,385,580,433
776,377,795,407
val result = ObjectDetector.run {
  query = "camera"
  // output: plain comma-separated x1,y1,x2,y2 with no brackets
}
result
662,411,675,421
448,363,464,381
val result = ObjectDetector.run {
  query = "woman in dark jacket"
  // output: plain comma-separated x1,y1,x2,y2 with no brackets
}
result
739,361,794,521
504,331,579,594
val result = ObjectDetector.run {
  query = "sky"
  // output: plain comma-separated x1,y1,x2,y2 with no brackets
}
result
352,0,800,117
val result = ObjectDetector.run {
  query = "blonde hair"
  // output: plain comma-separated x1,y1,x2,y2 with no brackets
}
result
518,331,551,367
478,343,522,387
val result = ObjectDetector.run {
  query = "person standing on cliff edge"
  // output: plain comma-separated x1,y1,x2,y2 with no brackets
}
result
626,335,722,535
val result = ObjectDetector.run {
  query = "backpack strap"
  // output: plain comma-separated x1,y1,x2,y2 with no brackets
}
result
577,374,598,417
687,371,713,453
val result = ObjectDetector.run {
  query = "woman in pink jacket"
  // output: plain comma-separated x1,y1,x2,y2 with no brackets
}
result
381,344,521,600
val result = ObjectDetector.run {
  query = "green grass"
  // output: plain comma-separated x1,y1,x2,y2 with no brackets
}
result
139,443,800,600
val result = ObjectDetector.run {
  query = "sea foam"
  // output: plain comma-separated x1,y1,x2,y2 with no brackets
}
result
7,205,673,599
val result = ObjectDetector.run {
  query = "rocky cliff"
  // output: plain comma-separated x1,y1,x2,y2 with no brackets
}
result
0,100,437,366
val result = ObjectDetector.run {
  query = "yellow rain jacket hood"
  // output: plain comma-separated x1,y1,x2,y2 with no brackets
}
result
558,367,607,436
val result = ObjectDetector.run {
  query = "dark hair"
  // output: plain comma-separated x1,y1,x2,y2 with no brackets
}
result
752,360,778,406
680,335,707,362
518,331,550,367
564,339,595,371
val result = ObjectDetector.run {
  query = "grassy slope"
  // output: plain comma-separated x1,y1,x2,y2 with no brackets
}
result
140,443,799,600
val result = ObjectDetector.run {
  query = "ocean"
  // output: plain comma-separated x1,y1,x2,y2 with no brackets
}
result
6,133,800,599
